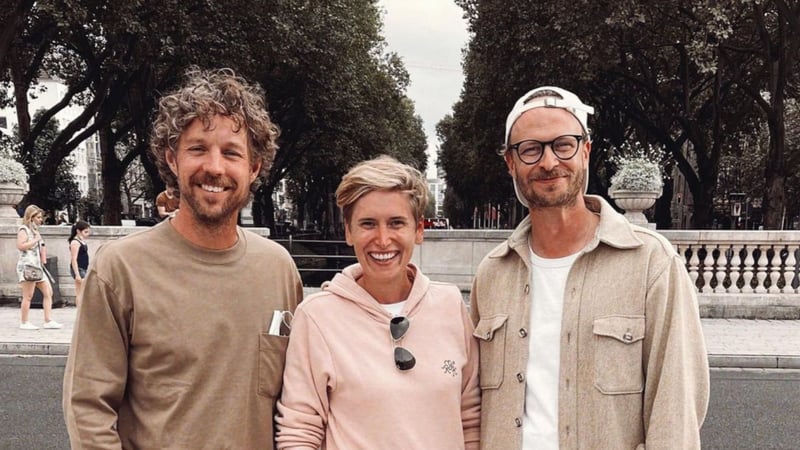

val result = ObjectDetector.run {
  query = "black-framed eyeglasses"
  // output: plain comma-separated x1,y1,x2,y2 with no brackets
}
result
390,316,416,371
509,134,585,165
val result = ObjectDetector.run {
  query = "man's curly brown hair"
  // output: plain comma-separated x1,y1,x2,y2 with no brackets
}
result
150,68,279,192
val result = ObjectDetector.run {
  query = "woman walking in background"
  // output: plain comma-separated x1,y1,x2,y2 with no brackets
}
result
68,220,91,307
16,205,62,330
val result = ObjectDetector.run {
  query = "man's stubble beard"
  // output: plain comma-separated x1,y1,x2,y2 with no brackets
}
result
518,166,585,209
181,179,252,227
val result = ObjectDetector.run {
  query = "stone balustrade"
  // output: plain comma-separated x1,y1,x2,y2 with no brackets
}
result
416,229,800,319
1,225,798,318
667,230,800,319
667,231,799,294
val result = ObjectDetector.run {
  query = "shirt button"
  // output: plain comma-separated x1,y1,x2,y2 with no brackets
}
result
516,372,525,382
514,417,522,427
623,332,633,342
524,284,530,294
519,328,528,338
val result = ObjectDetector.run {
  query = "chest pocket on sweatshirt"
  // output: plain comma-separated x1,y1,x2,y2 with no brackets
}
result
592,315,645,394
473,314,508,389
258,333,289,398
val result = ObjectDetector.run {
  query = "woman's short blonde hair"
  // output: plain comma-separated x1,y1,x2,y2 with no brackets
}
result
22,205,43,229
336,155,428,224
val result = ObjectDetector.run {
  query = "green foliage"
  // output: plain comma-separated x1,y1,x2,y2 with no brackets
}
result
442,0,798,229
250,0,428,231
4,0,427,227
77,188,103,225
13,110,81,211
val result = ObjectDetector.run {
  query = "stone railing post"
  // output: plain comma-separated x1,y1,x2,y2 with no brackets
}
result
729,245,743,294
714,244,728,293
755,245,768,294
785,245,798,293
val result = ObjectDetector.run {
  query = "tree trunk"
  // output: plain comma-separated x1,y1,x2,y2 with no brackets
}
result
762,103,787,229
763,171,786,229
253,183,276,235
690,186,715,229
295,193,306,231
655,178,673,229
98,128,124,225
11,66,31,144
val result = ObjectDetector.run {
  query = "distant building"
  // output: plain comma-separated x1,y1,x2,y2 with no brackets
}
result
428,176,446,218
427,158,446,218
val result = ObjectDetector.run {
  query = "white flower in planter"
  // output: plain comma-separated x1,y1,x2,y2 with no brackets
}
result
0,157,28,187
609,141,667,193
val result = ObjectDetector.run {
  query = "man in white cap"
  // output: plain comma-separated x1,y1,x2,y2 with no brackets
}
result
469,87,709,449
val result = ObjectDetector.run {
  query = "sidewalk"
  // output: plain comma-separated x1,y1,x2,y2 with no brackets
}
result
0,306,798,369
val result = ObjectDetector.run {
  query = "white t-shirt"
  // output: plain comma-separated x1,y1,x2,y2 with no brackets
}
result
522,247,580,450
381,300,407,317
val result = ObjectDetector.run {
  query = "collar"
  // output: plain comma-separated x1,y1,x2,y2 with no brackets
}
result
488,195,643,260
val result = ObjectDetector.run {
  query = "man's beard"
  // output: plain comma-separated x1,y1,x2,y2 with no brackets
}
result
181,176,251,226
518,166,585,209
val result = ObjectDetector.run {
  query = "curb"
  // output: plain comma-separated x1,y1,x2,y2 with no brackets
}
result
1,343,799,370
0,342,70,356
708,354,800,369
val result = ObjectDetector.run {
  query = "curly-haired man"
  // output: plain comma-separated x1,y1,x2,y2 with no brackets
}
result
63,69,303,448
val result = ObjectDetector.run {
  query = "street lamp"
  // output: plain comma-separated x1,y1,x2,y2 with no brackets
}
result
729,192,746,229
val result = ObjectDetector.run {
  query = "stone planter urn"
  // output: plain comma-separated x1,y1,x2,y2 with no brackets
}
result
609,189,661,225
0,182,25,224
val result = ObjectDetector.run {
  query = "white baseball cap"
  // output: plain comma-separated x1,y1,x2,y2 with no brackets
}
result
504,86,594,145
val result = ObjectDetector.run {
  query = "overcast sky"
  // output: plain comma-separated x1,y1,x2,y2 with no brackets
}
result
379,0,469,178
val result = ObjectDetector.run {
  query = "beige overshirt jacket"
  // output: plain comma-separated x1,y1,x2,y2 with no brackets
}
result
470,195,709,450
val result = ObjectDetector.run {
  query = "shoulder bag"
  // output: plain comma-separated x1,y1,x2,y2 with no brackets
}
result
23,264,43,282
20,226,44,281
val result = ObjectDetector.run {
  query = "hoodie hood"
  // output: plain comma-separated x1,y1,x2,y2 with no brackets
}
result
321,263,431,322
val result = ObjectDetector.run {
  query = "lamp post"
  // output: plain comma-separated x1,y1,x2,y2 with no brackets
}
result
729,192,746,229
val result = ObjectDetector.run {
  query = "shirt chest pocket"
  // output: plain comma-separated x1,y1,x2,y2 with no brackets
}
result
473,314,508,390
592,315,645,395
258,333,288,398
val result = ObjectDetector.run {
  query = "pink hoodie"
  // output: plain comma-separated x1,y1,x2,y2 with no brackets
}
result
276,264,480,449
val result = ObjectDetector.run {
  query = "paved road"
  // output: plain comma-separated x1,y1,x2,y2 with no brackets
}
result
702,369,800,449
0,357,68,449
1,356,799,449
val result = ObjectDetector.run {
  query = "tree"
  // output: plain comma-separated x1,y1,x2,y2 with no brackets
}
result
592,1,758,229
0,0,35,70
5,1,113,214
249,0,427,234
716,0,800,228
13,110,81,213
5,0,428,229
77,187,103,224
444,0,795,229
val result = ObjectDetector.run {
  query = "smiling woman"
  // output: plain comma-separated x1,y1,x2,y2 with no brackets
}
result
345,189,423,300
276,155,481,450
